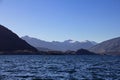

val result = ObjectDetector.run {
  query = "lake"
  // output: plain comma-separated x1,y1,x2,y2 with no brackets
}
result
0,55,120,80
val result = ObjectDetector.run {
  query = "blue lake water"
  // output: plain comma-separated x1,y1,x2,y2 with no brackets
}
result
0,55,120,80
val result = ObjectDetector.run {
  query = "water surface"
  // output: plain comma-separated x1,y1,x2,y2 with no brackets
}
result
0,55,120,80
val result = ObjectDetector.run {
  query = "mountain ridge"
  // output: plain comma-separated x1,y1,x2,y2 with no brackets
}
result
21,36,97,51
89,37,120,55
0,24,38,53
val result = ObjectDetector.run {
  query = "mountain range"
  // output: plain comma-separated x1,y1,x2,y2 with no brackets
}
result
0,24,120,55
21,36,97,51
0,24,37,53
22,36,120,55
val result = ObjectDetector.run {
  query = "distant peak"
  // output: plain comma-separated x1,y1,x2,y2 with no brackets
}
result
80,40,90,43
22,35,33,38
64,39,76,43
21,35,32,39
64,39,73,42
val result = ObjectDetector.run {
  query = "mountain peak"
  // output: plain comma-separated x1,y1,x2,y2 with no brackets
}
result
64,39,76,43
80,40,89,43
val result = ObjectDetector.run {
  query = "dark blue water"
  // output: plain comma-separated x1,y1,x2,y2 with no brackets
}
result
0,55,120,80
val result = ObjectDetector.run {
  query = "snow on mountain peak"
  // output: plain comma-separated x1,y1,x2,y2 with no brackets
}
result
64,39,76,43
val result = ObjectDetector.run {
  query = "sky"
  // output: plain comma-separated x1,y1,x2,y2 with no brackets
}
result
0,0,120,42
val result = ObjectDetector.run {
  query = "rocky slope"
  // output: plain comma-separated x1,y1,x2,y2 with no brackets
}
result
0,24,37,53
90,37,120,55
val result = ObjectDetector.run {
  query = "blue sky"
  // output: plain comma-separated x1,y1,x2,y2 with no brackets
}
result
0,0,120,42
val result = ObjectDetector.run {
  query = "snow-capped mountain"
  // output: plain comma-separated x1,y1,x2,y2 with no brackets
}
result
21,36,97,51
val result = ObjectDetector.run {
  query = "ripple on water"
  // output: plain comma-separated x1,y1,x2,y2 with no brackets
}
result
0,55,119,80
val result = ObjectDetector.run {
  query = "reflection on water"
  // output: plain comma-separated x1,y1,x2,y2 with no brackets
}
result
0,55,120,80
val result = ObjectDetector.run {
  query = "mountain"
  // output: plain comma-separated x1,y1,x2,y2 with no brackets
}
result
0,24,38,53
75,49,97,55
36,47,52,51
89,37,120,55
21,36,97,51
